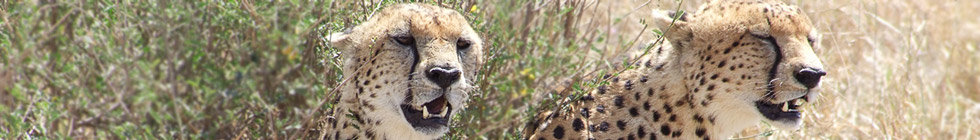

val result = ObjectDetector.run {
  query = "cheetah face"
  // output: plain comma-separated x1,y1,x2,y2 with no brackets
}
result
329,4,483,138
749,25,824,130
737,5,826,131
655,0,825,131
392,14,482,135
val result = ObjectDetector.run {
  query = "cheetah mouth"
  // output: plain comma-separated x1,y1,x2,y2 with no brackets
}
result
755,95,808,121
400,95,452,131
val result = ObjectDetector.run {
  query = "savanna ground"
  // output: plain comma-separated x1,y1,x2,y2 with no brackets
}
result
1,0,977,139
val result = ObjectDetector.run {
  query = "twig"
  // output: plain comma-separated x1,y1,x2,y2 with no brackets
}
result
75,102,123,127
239,0,264,25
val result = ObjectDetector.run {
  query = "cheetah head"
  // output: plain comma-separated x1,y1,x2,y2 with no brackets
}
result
654,0,825,132
328,3,483,138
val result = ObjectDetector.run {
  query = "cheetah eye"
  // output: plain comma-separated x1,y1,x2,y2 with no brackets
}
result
807,37,816,47
391,34,416,46
456,38,471,50
751,33,777,45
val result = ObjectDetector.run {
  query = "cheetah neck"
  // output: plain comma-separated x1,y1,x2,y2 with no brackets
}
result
637,42,757,139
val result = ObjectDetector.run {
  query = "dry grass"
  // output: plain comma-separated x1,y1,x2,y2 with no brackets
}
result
1,0,977,139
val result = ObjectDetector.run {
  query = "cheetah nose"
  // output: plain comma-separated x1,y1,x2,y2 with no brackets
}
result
426,66,461,88
794,67,826,89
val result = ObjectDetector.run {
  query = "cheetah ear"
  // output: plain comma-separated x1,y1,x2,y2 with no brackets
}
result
652,10,693,45
328,32,349,48
328,28,357,55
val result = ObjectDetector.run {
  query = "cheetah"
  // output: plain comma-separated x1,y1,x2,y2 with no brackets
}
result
525,0,826,139
312,3,484,140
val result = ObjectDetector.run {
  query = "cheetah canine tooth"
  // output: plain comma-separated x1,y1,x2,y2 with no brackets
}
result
439,106,449,116
422,106,430,119
781,102,789,112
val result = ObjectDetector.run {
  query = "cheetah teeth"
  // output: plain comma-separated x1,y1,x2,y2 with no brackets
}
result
781,99,806,112
421,106,450,119
795,98,806,106
422,106,430,118
440,107,448,116
782,102,790,112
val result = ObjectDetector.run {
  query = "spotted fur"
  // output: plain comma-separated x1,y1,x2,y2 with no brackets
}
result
525,0,826,139
310,4,484,140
